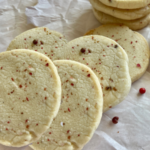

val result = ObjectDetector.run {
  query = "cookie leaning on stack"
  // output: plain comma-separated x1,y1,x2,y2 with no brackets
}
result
85,24,150,82
90,0,150,30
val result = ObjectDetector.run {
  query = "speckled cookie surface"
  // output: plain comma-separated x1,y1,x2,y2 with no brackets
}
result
59,35,131,112
30,60,103,150
93,8,150,30
99,0,150,9
0,50,61,147
90,0,150,20
85,24,150,82
7,27,68,61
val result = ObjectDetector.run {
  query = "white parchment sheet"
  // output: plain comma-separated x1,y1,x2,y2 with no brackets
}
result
0,0,150,150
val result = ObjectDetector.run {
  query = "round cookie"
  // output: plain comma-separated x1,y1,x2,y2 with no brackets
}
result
90,0,150,20
85,24,150,82
99,0,150,9
30,60,103,150
0,50,61,147
7,27,68,61
93,8,150,30
60,35,131,112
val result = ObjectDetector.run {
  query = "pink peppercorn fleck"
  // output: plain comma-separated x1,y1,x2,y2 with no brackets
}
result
87,74,90,77
67,130,70,133
29,72,32,75
26,97,29,101
1,67,3,69
68,108,71,112
137,64,141,68
33,40,38,44
80,48,86,53
19,85,22,88
45,63,49,66
71,83,74,86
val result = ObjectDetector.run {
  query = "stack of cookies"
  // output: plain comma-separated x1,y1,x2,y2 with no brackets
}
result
90,0,150,30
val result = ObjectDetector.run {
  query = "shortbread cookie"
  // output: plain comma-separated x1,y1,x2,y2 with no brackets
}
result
0,50,61,147
30,60,103,150
93,8,150,30
90,0,150,20
60,35,131,112
99,0,150,9
85,24,149,82
7,27,68,61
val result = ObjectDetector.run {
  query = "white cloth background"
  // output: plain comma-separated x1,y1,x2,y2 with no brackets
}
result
0,0,150,150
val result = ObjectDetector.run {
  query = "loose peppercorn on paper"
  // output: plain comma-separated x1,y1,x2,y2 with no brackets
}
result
1,0,150,150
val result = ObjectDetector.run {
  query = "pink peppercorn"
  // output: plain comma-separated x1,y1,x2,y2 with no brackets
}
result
137,64,141,68
80,48,86,53
45,63,49,66
33,40,38,45
112,116,119,124
139,88,146,94
87,74,90,77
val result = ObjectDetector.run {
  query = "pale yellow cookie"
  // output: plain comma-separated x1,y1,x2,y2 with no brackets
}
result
93,8,150,30
58,35,131,112
0,50,61,147
7,27,68,61
90,0,150,20
30,60,103,150
99,0,150,9
85,24,150,82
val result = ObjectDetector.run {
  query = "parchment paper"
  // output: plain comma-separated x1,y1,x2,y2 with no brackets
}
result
0,0,150,150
